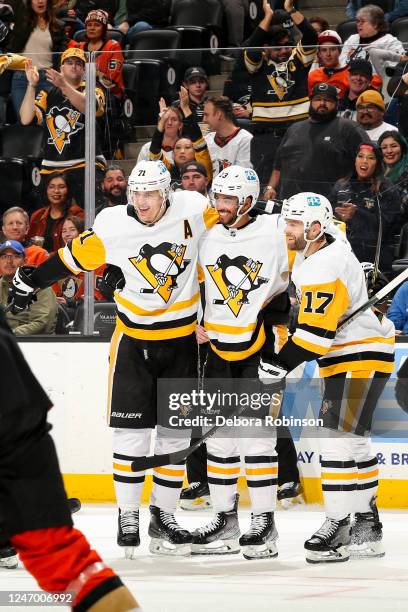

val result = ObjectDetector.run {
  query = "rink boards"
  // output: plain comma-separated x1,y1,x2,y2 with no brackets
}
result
18,339,408,508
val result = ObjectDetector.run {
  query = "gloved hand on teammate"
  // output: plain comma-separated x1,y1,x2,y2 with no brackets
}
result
9,266,37,314
98,264,125,301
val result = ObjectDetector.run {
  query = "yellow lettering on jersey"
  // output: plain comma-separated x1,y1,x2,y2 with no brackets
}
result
184,219,193,239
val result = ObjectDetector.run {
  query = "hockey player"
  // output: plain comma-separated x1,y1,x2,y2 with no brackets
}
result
8,160,219,559
0,307,139,610
192,165,291,559
265,192,395,563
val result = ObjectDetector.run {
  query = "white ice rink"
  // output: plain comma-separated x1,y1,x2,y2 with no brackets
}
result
2,504,407,612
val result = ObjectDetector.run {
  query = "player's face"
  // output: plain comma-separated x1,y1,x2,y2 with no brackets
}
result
86,20,104,41
174,138,195,166
380,137,401,167
184,77,207,101
0,248,25,278
310,95,337,115
318,44,340,68
47,177,68,206
102,170,127,196
61,58,85,82
355,148,377,179
131,189,164,224
181,171,207,194
2,212,28,242
349,71,370,95
284,220,307,251
214,193,239,225
61,220,80,244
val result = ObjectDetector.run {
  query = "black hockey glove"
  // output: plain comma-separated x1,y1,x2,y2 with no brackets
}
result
9,266,37,314
98,264,125,301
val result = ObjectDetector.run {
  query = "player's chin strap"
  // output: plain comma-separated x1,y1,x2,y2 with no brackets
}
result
302,225,324,257
226,196,254,229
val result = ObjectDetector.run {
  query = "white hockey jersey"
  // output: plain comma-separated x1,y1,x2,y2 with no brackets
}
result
59,192,218,340
205,128,253,177
198,214,290,360
290,237,395,376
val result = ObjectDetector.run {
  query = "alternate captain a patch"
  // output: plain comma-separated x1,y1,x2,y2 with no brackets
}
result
129,242,191,303
206,254,269,317
45,105,84,154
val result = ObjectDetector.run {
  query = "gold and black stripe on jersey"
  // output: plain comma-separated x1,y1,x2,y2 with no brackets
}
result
207,311,266,361
115,309,197,341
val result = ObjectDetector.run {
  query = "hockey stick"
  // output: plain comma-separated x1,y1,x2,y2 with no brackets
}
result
131,265,408,472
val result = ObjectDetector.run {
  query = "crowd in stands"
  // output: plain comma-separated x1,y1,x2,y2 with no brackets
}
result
0,0,408,335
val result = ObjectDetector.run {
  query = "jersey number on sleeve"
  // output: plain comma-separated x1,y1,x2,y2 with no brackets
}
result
303,291,334,315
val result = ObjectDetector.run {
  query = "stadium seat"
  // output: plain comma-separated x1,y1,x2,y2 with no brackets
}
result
0,125,44,215
336,20,357,42
73,28,125,45
72,302,117,337
392,222,408,276
391,17,408,44
167,0,223,74
126,28,182,87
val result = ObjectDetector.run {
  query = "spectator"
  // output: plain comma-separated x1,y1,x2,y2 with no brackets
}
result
1,206,48,266
113,0,129,34
379,130,408,222
387,281,408,334
340,5,404,84
266,82,369,200
308,30,350,98
387,59,408,139
137,104,183,164
308,15,329,34
150,89,213,182
68,9,124,98
244,0,317,187
96,164,127,213
28,173,84,253
0,240,57,335
203,95,252,175
173,67,209,122
0,5,28,125
179,161,209,196
356,89,395,141
124,0,167,42
19,49,106,208
331,142,401,274
74,1,119,25
338,59,375,121
52,215,106,306
8,0,67,116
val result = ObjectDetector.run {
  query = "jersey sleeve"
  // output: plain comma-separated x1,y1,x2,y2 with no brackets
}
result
58,229,106,273
34,90,48,124
203,206,219,230
95,86,106,118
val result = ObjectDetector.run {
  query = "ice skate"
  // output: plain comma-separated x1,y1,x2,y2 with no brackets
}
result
305,516,351,563
148,505,192,556
239,511,278,560
0,546,18,569
350,499,385,559
117,509,140,559
191,494,240,555
278,481,303,509
180,482,212,510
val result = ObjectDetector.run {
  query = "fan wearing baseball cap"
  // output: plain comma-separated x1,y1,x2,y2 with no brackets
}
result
338,59,377,122
308,30,350,99
18,42,107,208
356,90,395,142
173,67,209,122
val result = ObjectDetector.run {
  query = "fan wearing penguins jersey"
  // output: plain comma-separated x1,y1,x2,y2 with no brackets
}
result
8,160,219,560
269,193,395,564
192,165,291,560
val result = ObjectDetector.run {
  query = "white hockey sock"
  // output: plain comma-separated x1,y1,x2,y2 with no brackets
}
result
150,429,189,512
320,457,357,520
113,428,150,511
355,456,379,513
245,454,278,513
207,452,240,512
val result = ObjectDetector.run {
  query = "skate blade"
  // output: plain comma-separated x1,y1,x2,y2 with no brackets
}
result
306,545,350,564
278,494,304,510
242,542,278,560
0,557,18,569
180,496,212,511
191,539,240,555
349,541,385,559
149,538,191,557
124,547,138,560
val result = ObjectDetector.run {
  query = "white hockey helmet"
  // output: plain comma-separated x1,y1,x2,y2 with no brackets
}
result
211,165,260,227
282,192,333,241
128,160,171,198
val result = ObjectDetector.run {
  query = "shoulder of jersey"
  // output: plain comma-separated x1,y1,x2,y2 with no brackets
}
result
170,190,209,217
93,204,128,230
300,239,350,283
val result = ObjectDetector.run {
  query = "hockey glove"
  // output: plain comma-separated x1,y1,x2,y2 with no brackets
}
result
9,266,37,314
258,358,288,391
98,264,125,301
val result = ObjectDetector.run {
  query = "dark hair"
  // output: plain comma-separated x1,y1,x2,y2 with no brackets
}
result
45,172,73,210
64,215,84,234
378,130,408,156
355,142,384,183
357,5,388,34
105,164,126,178
308,15,330,32
28,0,60,33
205,95,235,122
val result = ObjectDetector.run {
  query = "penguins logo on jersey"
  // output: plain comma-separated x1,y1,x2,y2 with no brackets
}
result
45,106,84,154
207,254,268,317
266,69,295,100
130,242,190,303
